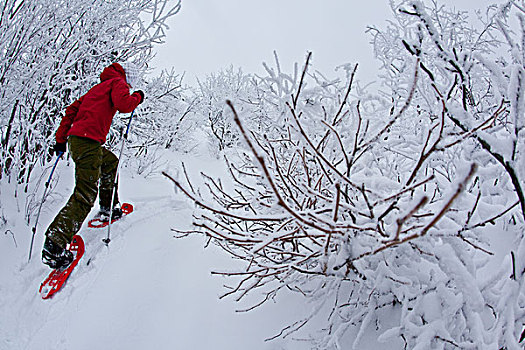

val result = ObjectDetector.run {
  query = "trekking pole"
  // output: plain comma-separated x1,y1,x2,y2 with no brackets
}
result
28,151,64,263
103,110,135,246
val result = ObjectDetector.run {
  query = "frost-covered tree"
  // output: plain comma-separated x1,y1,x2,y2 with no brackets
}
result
195,66,256,155
0,0,180,191
195,63,291,156
165,1,525,349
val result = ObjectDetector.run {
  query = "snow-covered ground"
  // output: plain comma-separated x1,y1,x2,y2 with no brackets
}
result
0,150,333,350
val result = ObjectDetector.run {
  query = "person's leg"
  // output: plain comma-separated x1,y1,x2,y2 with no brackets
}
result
44,136,102,248
98,146,119,210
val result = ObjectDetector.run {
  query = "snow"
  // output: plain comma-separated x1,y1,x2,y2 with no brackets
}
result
0,152,316,350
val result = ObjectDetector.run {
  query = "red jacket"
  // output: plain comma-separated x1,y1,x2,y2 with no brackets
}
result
56,63,142,144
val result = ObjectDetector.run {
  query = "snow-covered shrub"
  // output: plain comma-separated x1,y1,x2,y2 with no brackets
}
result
195,66,247,155
195,66,275,156
165,2,525,348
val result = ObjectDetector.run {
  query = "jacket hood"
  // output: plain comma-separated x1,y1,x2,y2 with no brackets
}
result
119,62,140,88
100,63,126,82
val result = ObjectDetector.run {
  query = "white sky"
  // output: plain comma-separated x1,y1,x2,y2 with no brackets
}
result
152,0,500,85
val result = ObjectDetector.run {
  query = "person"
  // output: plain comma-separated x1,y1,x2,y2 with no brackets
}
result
41,62,144,269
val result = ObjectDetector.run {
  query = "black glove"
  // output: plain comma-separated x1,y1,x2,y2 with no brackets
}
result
50,142,66,156
135,90,144,104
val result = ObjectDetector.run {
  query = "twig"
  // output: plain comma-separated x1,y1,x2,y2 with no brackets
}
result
332,183,341,223
321,120,350,173
335,63,358,121
460,201,519,232
348,100,363,172
391,196,429,242
511,251,516,280
270,145,303,210
292,52,312,109
5,230,17,247
181,161,195,194
372,176,435,206
455,234,493,255
357,58,420,151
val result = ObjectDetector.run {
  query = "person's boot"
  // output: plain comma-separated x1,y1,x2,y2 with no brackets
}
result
42,237,74,269
96,204,123,222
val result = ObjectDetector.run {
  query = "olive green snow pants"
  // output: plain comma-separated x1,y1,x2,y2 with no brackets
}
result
45,136,119,248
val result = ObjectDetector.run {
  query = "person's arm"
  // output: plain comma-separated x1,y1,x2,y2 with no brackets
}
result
111,79,143,113
56,96,83,143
